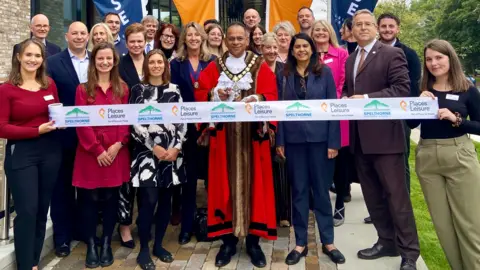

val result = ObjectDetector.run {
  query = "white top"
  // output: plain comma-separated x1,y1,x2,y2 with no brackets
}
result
213,51,254,102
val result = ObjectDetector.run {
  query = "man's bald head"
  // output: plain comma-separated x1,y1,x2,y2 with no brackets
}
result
65,22,89,53
243,8,261,30
30,14,50,40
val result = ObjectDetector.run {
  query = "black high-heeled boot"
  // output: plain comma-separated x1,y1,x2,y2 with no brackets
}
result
85,237,100,268
99,236,114,267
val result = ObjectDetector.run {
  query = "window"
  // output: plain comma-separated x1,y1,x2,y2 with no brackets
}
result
151,0,182,27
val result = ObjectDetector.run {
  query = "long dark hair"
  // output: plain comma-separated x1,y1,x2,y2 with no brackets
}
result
8,39,49,89
248,25,266,54
85,42,125,100
284,32,323,76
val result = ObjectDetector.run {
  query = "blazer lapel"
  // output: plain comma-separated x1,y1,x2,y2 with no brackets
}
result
286,73,295,99
60,50,80,86
356,41,381,77
306,73,314,99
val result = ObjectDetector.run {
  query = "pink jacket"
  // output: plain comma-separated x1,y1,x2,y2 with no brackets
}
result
321,46,350,147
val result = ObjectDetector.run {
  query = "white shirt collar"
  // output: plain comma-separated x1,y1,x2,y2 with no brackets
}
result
390,38,397,47
360,39,377,54
114,35,120,44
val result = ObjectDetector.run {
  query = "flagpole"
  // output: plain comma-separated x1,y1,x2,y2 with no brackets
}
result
215,0,219,20
327,0,331,23
265,0,270,31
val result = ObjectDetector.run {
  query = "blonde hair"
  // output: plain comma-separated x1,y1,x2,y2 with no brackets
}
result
311,20,339,48
261,32,279,46
421,39,472,93
176,22,212,62
272,21,296,37
87,23,114,51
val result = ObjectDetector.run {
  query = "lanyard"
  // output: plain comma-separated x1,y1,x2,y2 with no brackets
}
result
188,61,202,88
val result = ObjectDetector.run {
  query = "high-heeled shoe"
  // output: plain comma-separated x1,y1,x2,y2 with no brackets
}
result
117,226,135,249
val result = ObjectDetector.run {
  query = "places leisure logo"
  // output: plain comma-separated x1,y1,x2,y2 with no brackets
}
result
245,103,274,119
65,108,90,125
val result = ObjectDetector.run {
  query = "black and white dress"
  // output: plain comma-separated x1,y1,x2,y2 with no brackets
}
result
129,83,187,188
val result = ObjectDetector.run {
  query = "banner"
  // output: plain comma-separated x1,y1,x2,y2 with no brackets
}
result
173,0,216,26
331,0,378,42
49,98,438,127
92,0,148,38
267,0,313,32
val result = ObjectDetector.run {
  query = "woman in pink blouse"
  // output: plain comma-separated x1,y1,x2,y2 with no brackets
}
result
73,42,130,268
312,20,353,227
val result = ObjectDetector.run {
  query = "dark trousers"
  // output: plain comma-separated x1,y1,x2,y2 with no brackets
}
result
404,123,411,193
333,146,356,217
5,136,61,270
78,187,119,240
137,187,172,249
222,233,259,248
51,147,78,246
271,148,291,224
286,142,335,246
354,150,420,260
173,127,198,233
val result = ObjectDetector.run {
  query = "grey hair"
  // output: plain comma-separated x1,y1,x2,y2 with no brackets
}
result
272,21,296,37
353,9,377,24
141,15,159,25
261,32,279,46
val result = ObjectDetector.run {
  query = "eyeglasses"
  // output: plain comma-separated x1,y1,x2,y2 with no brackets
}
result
34,24,49,29
162,34,175,40
354,22,375,28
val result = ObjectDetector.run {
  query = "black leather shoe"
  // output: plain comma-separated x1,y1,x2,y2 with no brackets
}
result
215,244,237,267
153,246,174,263
344,194,352,203
178,232,192,245
118,226,135,249
55,243,70,257
85,238,99,268
400,258,417,270
322,245,346,264
247,245,266,268
285,247,308,265
357,243,399,260
99,236,114,267
137,249,156,270
364,216,373,224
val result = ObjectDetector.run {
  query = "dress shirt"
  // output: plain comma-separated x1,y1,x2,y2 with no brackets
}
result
68,49,89,83
114,35,120,45
390,38,397,47
145,40,154,53
353,39,376,97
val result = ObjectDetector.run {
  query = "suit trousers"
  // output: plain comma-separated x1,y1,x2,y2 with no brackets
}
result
136,187,172,249
5,135,61,270
51,147,79,246
286,142,335,246
354,147,420,260
78,187,119,240
403,122,411,193
415,135,480,270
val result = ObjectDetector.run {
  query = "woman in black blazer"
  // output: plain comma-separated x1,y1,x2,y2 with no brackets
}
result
276,33,345,265
169,22,215,245
117,23,147,249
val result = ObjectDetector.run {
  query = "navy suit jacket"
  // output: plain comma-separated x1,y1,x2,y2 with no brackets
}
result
394,39,421,98
119,53,141,91
12,39,61,63
47,49,90,149
170,56,216,102
276,65,340,149
115,39,128,56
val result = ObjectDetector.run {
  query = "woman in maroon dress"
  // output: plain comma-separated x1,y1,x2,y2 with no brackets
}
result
72,42,130,268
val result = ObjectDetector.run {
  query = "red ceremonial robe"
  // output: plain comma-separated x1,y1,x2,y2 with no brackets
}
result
196,52,278,240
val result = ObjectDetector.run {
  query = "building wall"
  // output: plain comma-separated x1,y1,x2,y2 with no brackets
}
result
0,0,30,216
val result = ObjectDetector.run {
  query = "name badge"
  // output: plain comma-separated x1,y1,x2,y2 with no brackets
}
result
44,95,54,101
446,94,459,101
324,58,333,64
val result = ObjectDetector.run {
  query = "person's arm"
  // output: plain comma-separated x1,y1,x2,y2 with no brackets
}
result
119,85,130,146
75,85,106,156
407,48,421,98
337,49,348,98
325,68,341,150
368,49,410,98
459,86,480,135
0,85,40,140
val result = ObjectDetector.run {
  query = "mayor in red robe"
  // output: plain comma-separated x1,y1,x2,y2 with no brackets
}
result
195,22,277,268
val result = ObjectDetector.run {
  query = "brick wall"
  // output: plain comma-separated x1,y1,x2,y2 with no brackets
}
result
0,0,30,213
0,0,30,79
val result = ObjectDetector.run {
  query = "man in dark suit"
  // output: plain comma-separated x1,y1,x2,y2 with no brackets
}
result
12,14,61,63
47,21,90,258
378,13,421,193
342,9,420,270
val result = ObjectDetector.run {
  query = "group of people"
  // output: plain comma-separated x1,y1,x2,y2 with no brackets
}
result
0,5,479,270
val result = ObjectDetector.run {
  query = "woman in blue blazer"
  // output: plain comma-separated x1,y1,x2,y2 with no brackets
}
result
169,22,215,245
276,33,345,265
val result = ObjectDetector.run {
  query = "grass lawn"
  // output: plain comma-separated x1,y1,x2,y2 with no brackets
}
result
408,141,450,270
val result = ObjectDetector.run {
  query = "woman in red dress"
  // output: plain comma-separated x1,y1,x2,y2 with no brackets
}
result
72,42,130,268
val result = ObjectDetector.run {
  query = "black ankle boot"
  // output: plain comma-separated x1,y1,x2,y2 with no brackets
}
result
85,237,99,268
99,236,114,267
